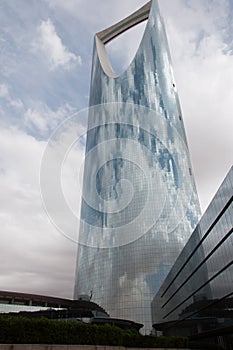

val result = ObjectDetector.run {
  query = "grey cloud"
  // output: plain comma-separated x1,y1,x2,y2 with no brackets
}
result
0,127,78,298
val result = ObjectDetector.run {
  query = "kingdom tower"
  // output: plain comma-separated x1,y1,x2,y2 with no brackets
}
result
74,0,200,332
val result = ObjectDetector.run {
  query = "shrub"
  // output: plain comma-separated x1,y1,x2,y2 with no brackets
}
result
0,315,189,348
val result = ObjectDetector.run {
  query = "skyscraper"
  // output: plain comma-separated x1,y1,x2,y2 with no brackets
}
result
74,0,200,332
151,167,233,342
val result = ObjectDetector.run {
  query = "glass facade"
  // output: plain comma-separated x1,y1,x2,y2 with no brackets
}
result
152,167,233,336
0,292,66,314
0,303,52,314
74,0,200,333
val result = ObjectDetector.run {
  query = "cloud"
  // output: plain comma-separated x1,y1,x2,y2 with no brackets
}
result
34,18,82,70
43,0,149,76
45,0,147,26
0,83,23,110
24,102,77,136
8,98,24,110
0,84,9,98
0,126,81,297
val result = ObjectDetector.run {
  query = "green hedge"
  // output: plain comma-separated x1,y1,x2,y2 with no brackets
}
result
0,316,189,348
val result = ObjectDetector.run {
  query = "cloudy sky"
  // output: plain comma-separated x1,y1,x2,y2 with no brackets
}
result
0,0,232,299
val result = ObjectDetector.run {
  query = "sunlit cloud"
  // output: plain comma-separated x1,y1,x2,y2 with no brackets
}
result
34,18,82,70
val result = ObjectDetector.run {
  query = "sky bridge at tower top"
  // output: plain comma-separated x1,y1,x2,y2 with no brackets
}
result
97,1,151,45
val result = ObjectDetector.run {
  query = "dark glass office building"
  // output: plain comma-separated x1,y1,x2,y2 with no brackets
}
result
152,166,233,345
74,0,200,332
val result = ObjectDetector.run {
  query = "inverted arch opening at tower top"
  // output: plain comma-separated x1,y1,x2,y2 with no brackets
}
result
95,1,152,78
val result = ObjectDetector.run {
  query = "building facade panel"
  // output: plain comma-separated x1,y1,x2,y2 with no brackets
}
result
152,167,233,336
